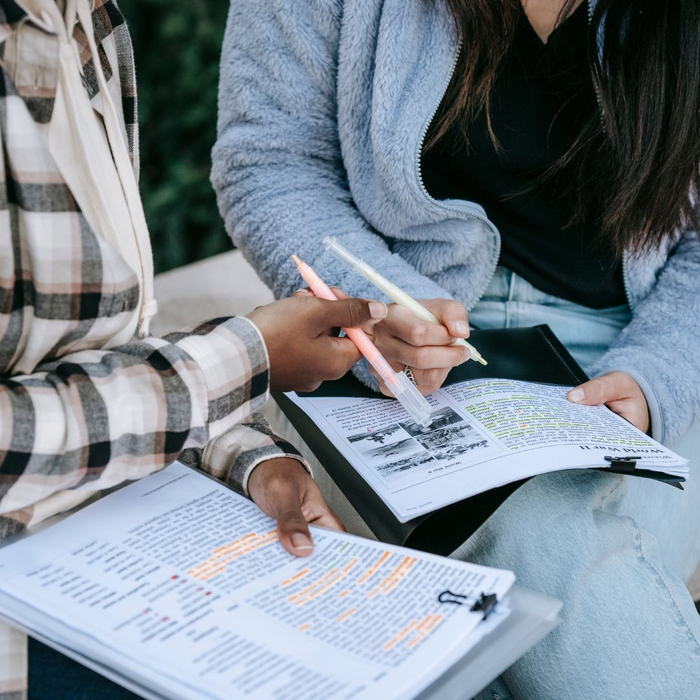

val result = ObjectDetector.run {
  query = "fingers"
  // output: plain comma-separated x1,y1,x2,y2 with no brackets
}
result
282,336,365,388
267,485,316,556
294,287,352,301
379,333,470,369
371,364,450,396
382,305,454,346
322,332,461,385
321,336,364,378
276,504,316,557
410,367,451,395
567,372,650,433
329,286,350,300
291,290,388,331
302,481,346,532
248,460,315,557
567,372,638,406
421,299,470,339
311,510,346,532
314,297,388,332
249,460,346,557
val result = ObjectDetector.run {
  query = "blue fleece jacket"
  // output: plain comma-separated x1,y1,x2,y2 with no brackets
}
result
212,0,700,447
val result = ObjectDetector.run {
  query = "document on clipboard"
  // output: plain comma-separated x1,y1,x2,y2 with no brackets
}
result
0,462,521,700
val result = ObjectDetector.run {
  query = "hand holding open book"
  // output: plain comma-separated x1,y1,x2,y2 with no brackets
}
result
287,376,687,522
283,326,688,524
567,370,652,435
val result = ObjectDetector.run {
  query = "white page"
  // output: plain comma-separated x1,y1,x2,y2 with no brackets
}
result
0,463,515,700
287,378,687,521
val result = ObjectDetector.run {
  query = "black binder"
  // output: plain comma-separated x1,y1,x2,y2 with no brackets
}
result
274,325,681,556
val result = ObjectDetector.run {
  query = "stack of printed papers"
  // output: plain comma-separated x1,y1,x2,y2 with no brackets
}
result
0,463,516,699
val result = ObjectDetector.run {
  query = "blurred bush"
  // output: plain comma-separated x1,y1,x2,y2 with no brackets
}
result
120,0,232,273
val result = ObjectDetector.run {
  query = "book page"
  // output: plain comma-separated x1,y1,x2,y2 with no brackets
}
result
286,379,686,521
445,379,671,454
0,463,514,700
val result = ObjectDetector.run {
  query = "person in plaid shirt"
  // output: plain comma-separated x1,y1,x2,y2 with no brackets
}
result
0,1,389,696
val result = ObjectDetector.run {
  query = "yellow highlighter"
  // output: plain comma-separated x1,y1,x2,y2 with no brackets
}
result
323,236,487,366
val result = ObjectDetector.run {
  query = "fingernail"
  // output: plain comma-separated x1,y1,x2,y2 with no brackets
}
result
462,347,471,363
291,533,313,551
453,320,470,336
293,289,310,296
369,301,388,319
568,387,585,403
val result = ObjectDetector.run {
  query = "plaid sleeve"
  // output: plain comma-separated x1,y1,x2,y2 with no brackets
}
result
182,413,311,496
0,316,270,524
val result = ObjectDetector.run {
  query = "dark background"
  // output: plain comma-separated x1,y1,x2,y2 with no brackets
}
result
119,0,232,273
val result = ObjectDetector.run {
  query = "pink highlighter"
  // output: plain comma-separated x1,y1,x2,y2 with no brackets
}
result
292,254,432,428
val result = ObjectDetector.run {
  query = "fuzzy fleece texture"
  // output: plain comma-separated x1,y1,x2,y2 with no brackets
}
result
212,0,700,447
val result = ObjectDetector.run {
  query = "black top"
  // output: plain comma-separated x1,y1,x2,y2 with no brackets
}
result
422,3,626,309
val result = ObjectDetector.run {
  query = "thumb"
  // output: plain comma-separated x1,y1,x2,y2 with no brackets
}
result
568,375,622,406
316,297,387,330
271,489,316,557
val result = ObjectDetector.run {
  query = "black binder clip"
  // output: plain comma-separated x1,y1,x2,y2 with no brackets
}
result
470,593,499,621
604,455,641,474
438,590,470,606
438,590,499,620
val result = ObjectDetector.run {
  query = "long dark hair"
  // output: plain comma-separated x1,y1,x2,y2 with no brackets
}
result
426,0,700,256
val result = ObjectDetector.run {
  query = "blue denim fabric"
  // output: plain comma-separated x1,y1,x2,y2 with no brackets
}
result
465,268,700,699
469,266,633,372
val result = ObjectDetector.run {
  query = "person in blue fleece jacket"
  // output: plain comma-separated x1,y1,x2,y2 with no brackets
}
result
212,1,700,696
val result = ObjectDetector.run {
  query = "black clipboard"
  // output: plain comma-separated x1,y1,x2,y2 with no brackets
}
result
274,325,682,555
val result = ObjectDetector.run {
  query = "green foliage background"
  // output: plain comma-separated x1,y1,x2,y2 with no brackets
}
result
119,0,232,273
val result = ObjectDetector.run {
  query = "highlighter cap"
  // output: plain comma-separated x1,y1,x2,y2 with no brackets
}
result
323,236,375,278
391,371,433,428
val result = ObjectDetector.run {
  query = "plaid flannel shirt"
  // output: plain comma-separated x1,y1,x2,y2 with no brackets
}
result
0,1,308,695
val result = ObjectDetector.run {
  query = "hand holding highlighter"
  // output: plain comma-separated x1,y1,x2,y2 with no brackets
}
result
246,294,387,392
292,254,433,428
323,236,487,365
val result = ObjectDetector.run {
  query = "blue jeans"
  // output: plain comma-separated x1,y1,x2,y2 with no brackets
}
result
461,268,700,699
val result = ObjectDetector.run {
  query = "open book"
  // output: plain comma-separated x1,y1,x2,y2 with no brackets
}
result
285,376,688,523
0,462,523,700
